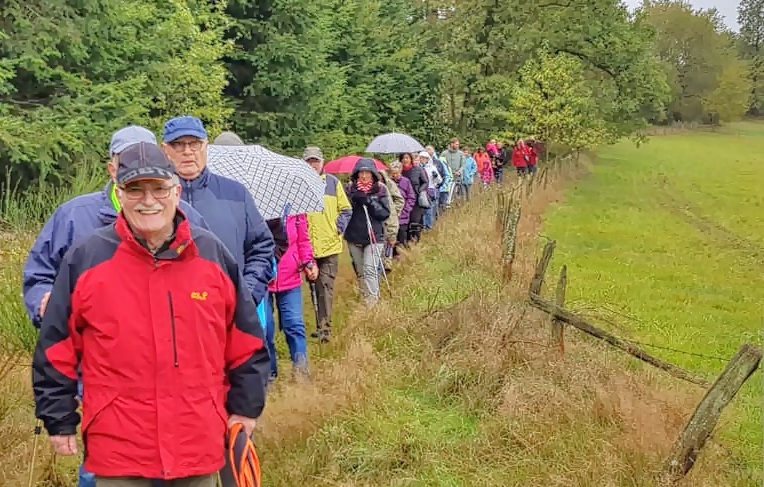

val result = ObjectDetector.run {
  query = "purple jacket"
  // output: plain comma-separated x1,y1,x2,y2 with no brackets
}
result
395,176,416,225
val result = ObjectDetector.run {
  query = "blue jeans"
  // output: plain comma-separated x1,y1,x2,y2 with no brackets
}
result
265,287,309,378
424,204,436,229
76,374,96,487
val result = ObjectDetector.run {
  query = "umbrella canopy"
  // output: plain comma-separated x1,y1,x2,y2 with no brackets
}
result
324,155,387,175
365,132,425,154
207,144,325,220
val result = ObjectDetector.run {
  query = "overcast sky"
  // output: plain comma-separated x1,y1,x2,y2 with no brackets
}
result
622,0,740,31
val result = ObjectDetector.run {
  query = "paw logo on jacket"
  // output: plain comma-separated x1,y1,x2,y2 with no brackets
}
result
191,291,208,301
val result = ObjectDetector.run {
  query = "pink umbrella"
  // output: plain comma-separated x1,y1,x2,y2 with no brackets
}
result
323,155,387,175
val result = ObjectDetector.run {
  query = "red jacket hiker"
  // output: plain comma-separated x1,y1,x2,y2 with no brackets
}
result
527,146,538,166
32,211,270,480
512,144,531,168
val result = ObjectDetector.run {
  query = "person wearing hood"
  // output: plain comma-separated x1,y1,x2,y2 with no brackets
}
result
459,146,478,201
344,158,391,306
161,116,275,308
378,168,404,272
400,152,428,243
389,161,416,255
420,151,442,231
22,126,209,487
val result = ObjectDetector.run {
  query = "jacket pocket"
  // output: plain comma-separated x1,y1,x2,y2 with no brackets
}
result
210,389,229,427
81,389,119,435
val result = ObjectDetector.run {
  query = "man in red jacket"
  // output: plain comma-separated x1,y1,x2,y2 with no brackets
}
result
32,142,270,487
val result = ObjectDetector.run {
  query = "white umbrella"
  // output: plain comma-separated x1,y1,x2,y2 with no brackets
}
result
207,145,325,220
365,132,425,154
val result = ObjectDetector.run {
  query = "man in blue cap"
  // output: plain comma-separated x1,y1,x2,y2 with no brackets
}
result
162,116,275,307
22,125,209,487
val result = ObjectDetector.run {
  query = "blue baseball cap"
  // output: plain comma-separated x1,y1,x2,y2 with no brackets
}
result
163,116,208,143
109,126,157,157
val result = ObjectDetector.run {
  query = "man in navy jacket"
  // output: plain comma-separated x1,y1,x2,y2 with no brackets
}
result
161,116,275,305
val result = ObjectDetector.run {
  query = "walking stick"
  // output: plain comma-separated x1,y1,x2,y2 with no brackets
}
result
308,281,323,354
362,205,392,297
27,419,42,487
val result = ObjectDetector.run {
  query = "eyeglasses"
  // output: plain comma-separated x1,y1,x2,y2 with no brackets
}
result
168,139,204,152
118,185,176,200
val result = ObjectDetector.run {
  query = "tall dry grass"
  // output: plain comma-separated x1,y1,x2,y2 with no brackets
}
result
0,156,750,486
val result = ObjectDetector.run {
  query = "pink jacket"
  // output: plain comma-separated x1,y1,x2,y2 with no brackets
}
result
269,214,315,293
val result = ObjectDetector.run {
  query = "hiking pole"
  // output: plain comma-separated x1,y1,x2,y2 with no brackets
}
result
362,205,392,297
308,281,323,355
447,181,457,207
27,419,42,487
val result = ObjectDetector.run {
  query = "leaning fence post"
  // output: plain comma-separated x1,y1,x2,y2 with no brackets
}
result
529,240,556,296
550,265,567,354
664,344,762,481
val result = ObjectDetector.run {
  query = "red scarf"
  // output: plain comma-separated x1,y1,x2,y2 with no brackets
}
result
402,160,413,171
356,180,374,193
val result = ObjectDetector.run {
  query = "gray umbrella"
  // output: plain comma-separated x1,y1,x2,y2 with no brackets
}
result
207,144,325,220
365,132,425,154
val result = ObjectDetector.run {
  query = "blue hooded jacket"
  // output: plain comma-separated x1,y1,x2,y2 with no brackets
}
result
178,167,275,306
22,182,209,328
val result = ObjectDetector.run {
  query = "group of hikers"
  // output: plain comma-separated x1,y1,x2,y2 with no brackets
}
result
21,117,543,487
387,137,544,251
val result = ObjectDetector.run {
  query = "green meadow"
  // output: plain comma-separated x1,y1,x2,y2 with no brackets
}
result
542,121,764,478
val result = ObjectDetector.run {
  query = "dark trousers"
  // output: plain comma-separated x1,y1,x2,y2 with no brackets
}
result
408,206,426,242
314,254,339,332
394,224,409,257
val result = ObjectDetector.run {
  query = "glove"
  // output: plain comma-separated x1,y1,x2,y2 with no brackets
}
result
352,192,370,205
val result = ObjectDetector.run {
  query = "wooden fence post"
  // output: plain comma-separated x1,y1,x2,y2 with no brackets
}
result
502,198,522,283
664,344,762,481
529,240,556,296
551,265,567,354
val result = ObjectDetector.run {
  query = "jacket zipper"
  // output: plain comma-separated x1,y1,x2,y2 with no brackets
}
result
167,292,179,367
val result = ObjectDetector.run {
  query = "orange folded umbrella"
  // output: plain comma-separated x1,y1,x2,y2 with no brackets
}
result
220,423,261,487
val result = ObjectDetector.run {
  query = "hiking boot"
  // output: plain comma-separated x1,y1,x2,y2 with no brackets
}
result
291,365,311,383
318,329,332,343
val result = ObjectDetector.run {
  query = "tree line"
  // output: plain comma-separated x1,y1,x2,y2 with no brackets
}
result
1,0,761,189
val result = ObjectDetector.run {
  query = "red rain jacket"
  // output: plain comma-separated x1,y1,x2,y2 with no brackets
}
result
32,211,270,480
512,145,531,168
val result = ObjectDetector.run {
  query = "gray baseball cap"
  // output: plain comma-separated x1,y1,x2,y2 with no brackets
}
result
116,142,177,185
302,146,324,162
110,126,158,156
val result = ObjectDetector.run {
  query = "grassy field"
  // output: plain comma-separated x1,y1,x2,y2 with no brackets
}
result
542,121,764,483
0,142,757,486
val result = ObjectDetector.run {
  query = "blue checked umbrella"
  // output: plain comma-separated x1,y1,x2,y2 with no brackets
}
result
365,132,425,154
207,145,325,220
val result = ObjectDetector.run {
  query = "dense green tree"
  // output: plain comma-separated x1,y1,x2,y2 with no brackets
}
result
738,0,764,113
0,0,756,193
0,0,232,185
638,0,740,123
510,49,610,150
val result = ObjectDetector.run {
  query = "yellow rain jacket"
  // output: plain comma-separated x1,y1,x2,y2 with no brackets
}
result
307,173,353,259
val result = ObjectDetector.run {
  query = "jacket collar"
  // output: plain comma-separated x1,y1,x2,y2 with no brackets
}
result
98,181,119,225
114,209,197,262
180,167,211,191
